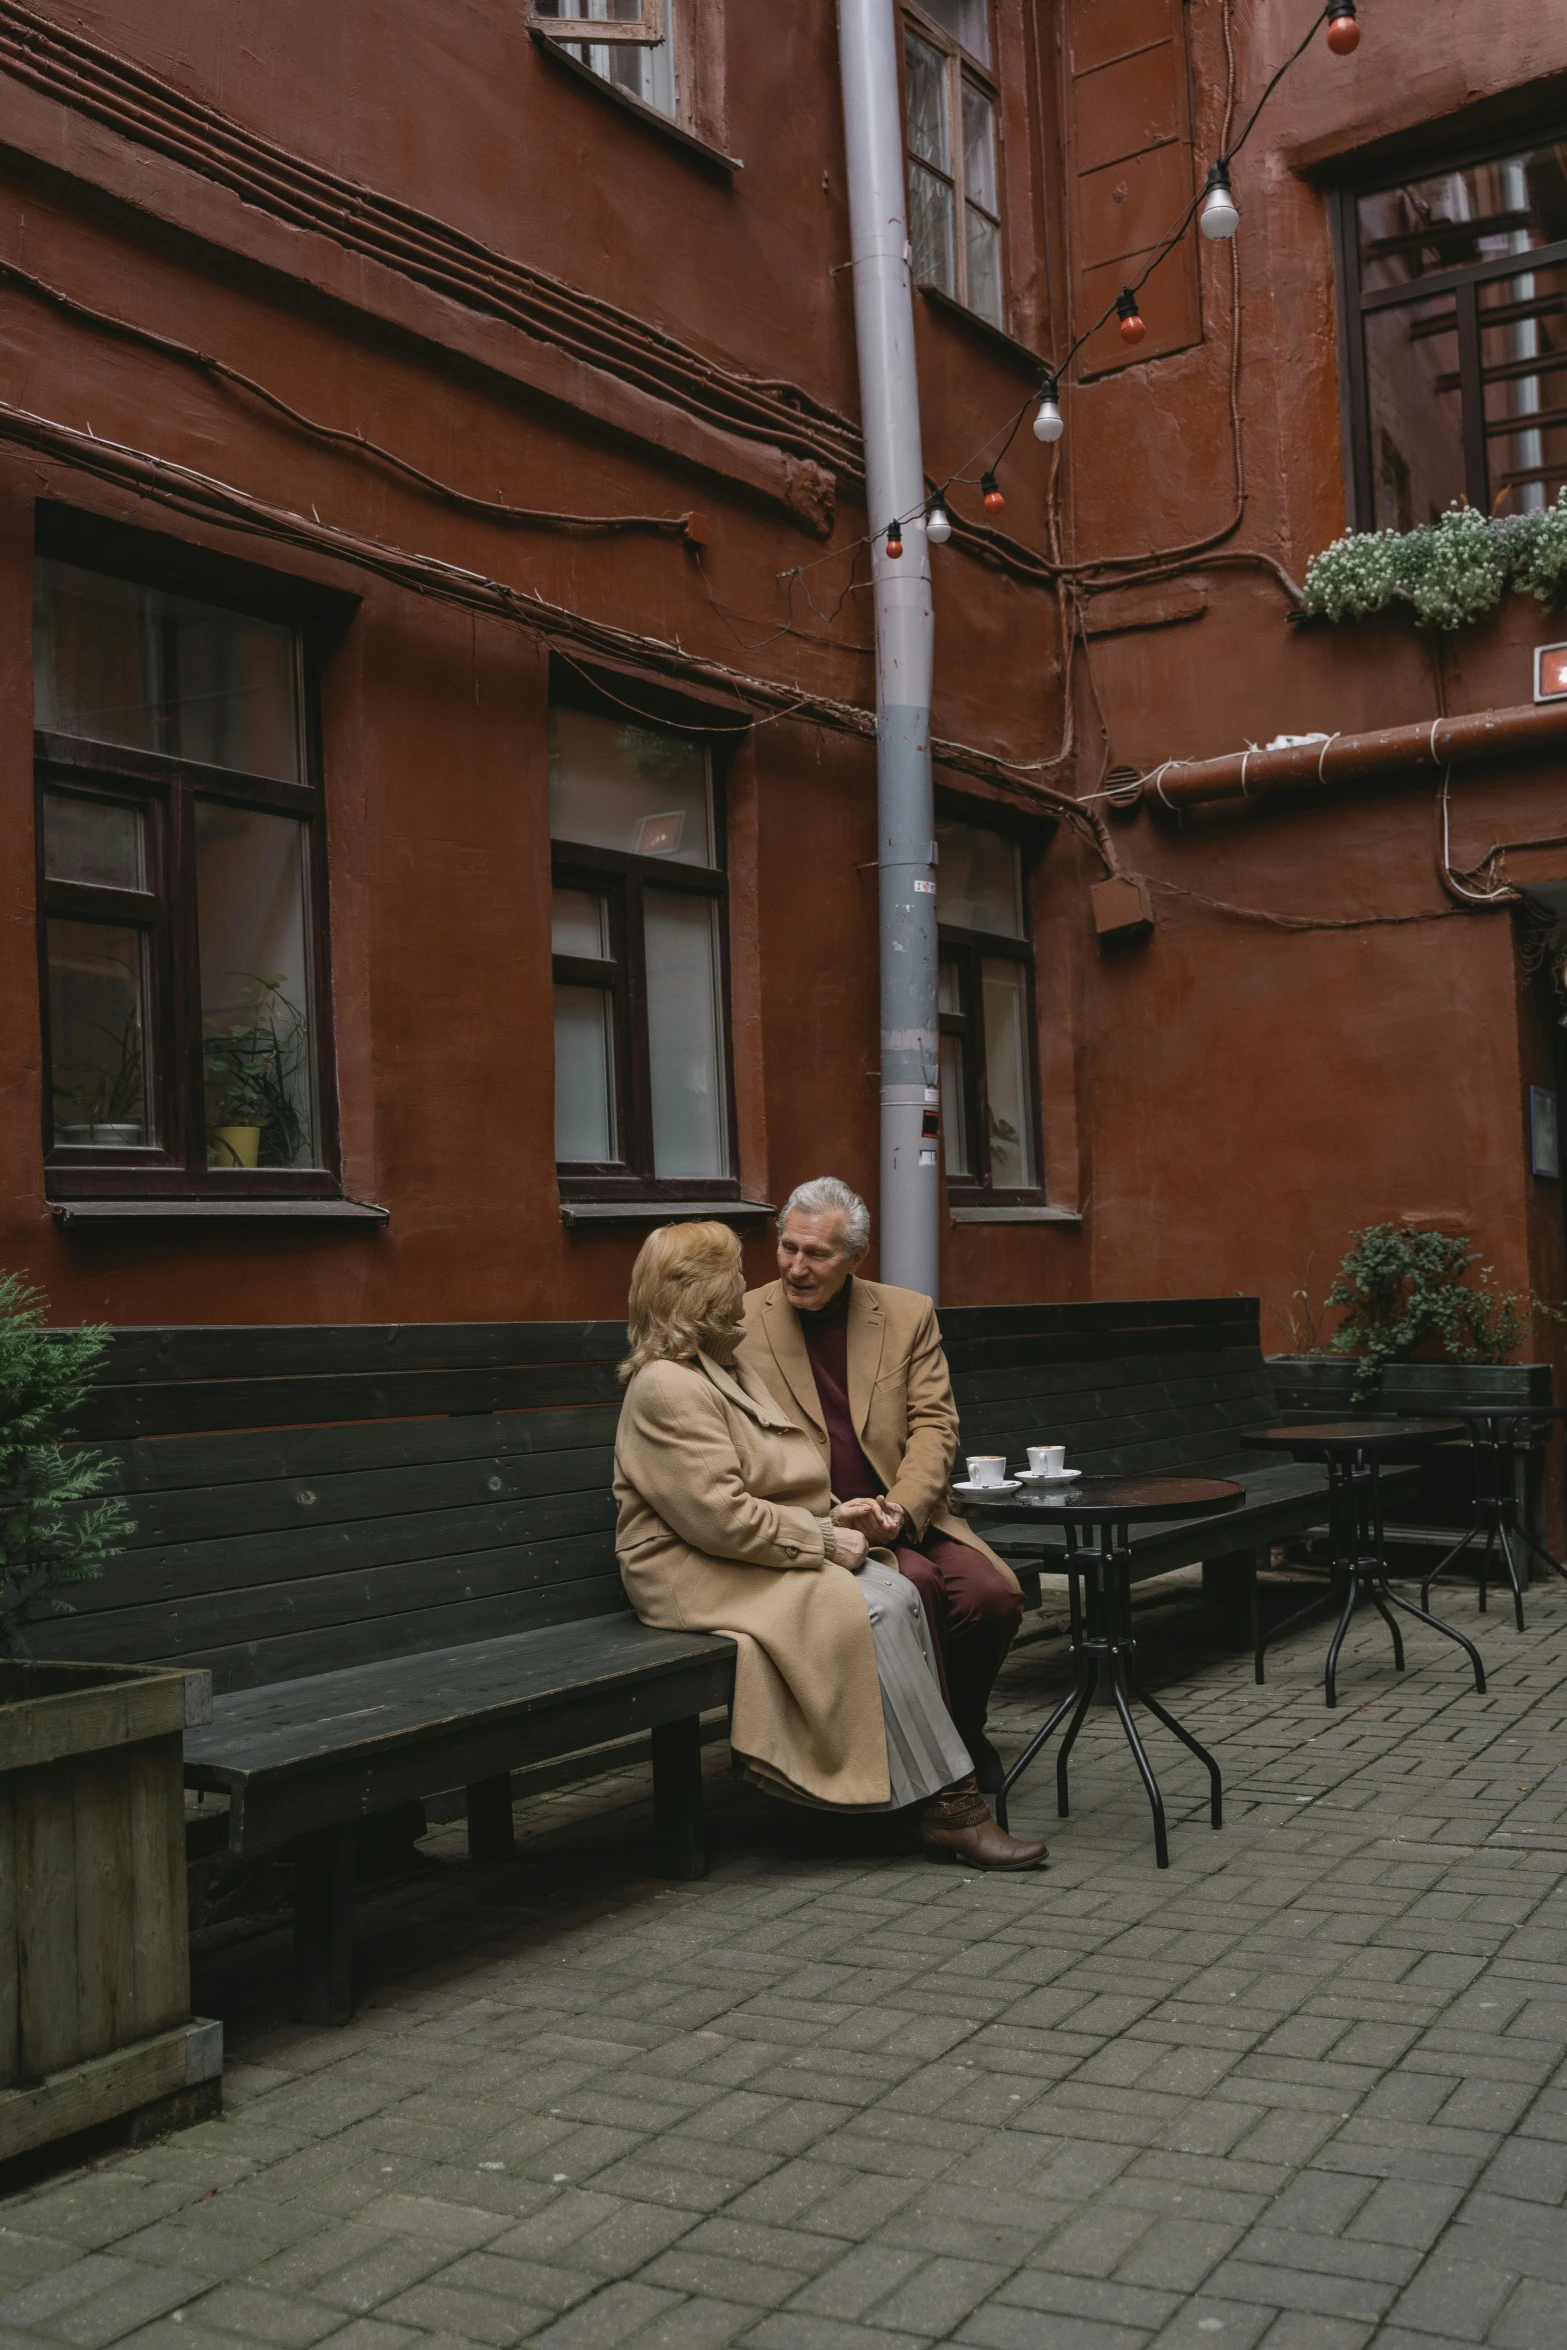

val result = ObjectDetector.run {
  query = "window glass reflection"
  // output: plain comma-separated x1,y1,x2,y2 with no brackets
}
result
550,706,714,867
645,889,728,1179
43,793,145,891
195,802,317,1168
981,957,1034,1189
47,920,154,1147
33,560,301,782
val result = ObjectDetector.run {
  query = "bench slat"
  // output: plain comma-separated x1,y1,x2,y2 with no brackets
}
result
91,1404,621,1499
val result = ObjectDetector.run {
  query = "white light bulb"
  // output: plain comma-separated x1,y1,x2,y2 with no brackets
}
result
926,503,952,545
1200,168,1239,242
1033,393,1064,443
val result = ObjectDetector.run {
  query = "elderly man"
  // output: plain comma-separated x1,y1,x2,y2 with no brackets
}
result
738,1176,1023,1791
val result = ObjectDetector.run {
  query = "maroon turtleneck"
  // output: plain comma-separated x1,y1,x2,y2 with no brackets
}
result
796,1278,884,1505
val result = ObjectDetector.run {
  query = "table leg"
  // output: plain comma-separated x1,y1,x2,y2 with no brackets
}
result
994,1565,1085,1833
995,1678,1080,1833
1108,1673,1169,1869
1517,1526,1567,1586
1053,1668,1099,1822
1123,1671,1223,1829
1378,1579,1487,1692
1323,1569,1361,1710
1495,1524,1527,1632
1420,1519,1485,1611
1368,1589,1406,1672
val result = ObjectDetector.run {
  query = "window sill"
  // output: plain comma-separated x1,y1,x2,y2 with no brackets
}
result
917,282,1047,374
560,1197,775,1227
50,1197,389,1226
948,1205,1082,1225
531,29,743,175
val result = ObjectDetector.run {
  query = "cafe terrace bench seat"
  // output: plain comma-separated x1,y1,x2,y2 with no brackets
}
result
40,1322,733,2025
36,1302,1402,2023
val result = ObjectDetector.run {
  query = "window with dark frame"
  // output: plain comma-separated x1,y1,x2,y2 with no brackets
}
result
1341,138,1567,528
550,702,736,1200
904,1,1003,331
936,817,1042,1201
34,555,338,1200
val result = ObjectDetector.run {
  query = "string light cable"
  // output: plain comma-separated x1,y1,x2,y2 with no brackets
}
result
770,0,1353,639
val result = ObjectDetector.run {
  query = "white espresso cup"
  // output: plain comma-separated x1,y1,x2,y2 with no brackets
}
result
965,1455,1008,1486
1027,1444,1067,1477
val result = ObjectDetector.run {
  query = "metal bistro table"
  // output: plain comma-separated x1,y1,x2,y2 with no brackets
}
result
964,1474,1244,1869
1243,1421,1485,1708
1401,1402,1567,1632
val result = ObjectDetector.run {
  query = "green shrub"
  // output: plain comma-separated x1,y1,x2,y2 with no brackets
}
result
1327,1223,1553,1404
0,1273,133,1658
1302,491,1567,633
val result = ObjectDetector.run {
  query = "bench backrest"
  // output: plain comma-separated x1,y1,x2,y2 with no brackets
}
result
37,1299,1269,1695
41,1325,628,1695
946,1297,1273,1478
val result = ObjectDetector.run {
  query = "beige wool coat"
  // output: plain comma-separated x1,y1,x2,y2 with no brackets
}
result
613,1351,892,1807
737,1277,1019,1591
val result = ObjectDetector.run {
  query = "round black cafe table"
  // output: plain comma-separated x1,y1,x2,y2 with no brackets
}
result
1394,1402,1567,1631
1241,1421,1484,1708
961,1474,1244,1869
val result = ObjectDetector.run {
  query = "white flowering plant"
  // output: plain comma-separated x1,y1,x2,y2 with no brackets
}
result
1302,492,1567,632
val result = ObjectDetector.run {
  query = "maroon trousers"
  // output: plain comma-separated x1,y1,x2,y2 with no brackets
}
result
892,1532,1023,1756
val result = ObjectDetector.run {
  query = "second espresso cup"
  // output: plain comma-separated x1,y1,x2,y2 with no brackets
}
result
1027,1444,1067,1477
966,1454,1008,1486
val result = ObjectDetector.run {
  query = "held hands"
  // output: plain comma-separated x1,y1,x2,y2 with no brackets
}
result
831,1496,907,1543
828,1524,870,1570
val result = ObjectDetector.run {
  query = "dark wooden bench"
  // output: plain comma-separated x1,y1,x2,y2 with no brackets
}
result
36,1300,1391,2025
943,1298,1419,1633
38,1324,735,2024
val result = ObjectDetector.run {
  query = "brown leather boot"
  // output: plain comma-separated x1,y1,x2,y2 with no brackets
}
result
917,1775,1048,1870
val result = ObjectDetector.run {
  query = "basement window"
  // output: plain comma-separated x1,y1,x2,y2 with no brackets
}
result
1342,137,1567,526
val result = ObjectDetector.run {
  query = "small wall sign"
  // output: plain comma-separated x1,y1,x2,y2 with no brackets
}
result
1535,643,1567,702
1530,1085,1560,1179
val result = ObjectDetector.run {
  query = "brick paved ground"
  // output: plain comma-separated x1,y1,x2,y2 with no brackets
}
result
4,1572,1567,2350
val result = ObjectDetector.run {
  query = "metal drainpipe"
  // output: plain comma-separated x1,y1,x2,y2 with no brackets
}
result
837,0,941,1301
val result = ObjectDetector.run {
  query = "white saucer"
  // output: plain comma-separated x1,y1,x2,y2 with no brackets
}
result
1018,1468,1082,1486
952,1478,1020,1496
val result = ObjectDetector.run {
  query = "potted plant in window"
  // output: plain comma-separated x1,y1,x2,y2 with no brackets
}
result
1,1274,221,2161
202,977,308,1170
52,1007,146,1148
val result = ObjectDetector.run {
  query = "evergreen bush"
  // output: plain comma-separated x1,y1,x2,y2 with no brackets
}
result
0,1273,133,1658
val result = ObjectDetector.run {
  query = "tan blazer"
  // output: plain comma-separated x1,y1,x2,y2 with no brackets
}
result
737,1278,1019,1593
614,1350,891,1807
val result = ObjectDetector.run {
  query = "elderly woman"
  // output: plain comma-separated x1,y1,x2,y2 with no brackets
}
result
614,1221,1046,1870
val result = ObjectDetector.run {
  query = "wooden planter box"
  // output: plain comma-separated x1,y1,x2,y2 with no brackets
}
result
1,1660,222,2165
1267,1355,1554,1558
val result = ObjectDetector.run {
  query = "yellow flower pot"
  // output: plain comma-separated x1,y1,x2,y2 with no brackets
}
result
212,1124,262,1169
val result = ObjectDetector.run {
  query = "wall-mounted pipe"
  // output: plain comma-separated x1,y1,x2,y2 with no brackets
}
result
1146,700,1567,812
837,0,941,1301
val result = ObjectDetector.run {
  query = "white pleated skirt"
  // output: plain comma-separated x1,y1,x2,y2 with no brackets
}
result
740,1555,971,1813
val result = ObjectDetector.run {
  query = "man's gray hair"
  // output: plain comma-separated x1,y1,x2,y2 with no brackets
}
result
778,1176,871,1257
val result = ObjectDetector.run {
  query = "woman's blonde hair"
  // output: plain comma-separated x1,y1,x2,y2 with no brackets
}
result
620,1221,745,1381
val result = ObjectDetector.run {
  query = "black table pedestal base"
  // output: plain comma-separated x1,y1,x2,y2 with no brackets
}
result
1419,1429,1567,1634
995,1533,1222,1870
1257,1457,1488,1708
